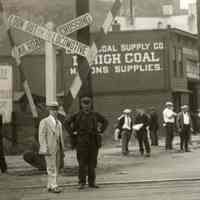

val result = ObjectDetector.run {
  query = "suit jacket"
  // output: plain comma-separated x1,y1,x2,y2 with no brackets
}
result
39,115,65,155
176,112,193,130
117,115,133,132
134,113,149,131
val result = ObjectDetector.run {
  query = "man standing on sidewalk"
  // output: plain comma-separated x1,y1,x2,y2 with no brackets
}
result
134,109,151,157
38,102,65,193
65,95,108,189
163,102,177,150
116,109,133,155
0,114,7,173
177,105,193,152
149,107,159,146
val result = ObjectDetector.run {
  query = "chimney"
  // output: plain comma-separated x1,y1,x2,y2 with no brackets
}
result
112,20,121,32
188,3,197,33
162,4,173,16
157,21,164,29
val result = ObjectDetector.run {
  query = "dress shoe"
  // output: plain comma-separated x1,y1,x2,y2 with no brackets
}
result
48,187,61,193
89,184,100,188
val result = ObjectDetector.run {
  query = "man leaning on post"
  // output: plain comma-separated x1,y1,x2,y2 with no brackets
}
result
65,95,108,190
38,101,65,193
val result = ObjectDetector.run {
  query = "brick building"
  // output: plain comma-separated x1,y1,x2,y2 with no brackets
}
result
64,27,200,126
1,27,200,130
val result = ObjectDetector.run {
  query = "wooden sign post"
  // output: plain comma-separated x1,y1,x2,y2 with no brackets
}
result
45,22,57,105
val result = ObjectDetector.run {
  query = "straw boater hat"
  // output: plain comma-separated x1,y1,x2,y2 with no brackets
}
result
181,105,188,110
123,109,132,114
165,101,173,106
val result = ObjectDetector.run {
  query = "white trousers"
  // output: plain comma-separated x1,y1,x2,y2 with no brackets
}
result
45,150,61,189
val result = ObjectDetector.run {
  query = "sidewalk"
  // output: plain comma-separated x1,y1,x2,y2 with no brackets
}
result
1,135,200,190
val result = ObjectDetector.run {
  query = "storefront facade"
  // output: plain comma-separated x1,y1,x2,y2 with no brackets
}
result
64,28,200,124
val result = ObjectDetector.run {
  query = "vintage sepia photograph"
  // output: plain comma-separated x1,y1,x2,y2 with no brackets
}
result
0,0,200,199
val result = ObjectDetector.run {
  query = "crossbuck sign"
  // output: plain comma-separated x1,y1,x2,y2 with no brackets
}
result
8,15,91,58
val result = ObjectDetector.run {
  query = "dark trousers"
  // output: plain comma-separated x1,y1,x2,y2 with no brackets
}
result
121,130,132,155
136,129,151,155
150,128,158,146
77,138,98,186
180,125,190,151
0,136,7,173
165,123,174,150
0,157,7,173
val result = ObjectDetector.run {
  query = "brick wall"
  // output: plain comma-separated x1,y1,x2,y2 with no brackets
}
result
91,90,172,138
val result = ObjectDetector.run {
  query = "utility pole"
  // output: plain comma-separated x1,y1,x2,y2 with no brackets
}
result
196,0,200,109
76,0,93,104
130,0,134,25
197,0,200,60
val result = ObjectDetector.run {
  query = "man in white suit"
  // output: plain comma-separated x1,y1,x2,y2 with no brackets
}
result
38,101,65,193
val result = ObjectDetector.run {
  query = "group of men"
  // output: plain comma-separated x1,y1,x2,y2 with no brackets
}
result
115,107,159,157
115,101,194,157
163,101,193,152
0,98,195,194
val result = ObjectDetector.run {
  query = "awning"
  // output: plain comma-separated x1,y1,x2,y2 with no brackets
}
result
172,89,192,93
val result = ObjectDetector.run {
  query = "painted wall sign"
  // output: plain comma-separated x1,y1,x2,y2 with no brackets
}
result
65,36,166,92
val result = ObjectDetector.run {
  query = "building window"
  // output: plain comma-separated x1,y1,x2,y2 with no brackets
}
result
172,46,177,77
178,48,183,77
186,59,200,80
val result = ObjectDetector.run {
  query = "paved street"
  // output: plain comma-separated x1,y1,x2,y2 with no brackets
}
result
1,179,200,200
1,135,200,199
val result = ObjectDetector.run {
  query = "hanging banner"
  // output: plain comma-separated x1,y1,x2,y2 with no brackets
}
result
0,64,13,123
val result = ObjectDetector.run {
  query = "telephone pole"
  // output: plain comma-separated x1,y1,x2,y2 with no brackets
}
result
76,0,93,103
197,0,200,60
196,0,200,109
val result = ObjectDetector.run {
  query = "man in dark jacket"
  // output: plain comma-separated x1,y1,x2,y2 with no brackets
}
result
65,96,108,189
149,107,159,146
176,105,193,152
134,109,151,157
117,109,133,155
0,114,7,173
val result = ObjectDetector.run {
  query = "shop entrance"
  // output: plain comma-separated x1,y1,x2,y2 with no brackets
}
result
172,92,181,112
188,82,198,112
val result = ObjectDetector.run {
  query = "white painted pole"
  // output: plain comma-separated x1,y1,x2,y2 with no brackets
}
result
45,22,57,105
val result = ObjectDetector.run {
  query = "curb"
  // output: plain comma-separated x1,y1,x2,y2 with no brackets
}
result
2,177,200,191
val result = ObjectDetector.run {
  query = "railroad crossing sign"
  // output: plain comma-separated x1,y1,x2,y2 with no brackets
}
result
9,13,93,59
56,13,93,36
11,38,41,58
8,15,90,58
